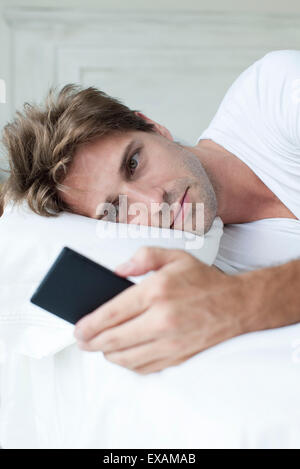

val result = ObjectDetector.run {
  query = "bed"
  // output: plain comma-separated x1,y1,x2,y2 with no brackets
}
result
0,204,299,449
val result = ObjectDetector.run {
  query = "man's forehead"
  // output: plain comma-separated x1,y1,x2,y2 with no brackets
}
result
72,134,127,174
64,134,129,190
60,132,135,216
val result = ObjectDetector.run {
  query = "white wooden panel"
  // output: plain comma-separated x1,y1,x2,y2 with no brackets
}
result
4,8,300,144
56,46,247,144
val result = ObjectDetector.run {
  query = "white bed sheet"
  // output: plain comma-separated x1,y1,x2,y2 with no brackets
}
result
1,322,300,449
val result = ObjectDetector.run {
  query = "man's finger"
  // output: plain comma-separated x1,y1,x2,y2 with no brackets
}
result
115,246,188,277
103,338,174,369
74,282,148,341
135,357,186,374
77,309,159,352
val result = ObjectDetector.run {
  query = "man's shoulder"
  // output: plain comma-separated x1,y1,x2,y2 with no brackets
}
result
231,50,300,93
224,49,300,114
257,50,300,81
198,49,300,144
260,49,300,67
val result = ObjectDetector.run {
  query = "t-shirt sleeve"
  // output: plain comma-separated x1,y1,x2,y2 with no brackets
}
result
199,49,300,152
198,50,300,219
258,50,300,149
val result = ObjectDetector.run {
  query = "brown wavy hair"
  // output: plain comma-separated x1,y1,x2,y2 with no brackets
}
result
1,84,155,216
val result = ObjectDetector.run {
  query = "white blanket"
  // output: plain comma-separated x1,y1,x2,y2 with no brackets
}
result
1,323,300,449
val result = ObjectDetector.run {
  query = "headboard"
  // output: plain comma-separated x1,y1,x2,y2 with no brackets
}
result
3,7,300,144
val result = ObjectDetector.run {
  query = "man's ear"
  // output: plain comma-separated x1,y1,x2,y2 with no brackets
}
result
134,111,173,141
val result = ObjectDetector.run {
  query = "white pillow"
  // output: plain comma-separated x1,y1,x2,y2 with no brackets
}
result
0,203,223,358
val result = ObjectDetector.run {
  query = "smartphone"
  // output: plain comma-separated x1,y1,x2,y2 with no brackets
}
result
30,246,135,325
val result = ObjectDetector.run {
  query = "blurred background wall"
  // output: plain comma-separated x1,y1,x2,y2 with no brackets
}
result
1,0,300,180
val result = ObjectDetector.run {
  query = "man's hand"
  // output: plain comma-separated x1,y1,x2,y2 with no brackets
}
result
74,247,245,374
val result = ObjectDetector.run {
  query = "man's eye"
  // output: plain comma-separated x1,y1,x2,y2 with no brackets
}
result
127,152,139,175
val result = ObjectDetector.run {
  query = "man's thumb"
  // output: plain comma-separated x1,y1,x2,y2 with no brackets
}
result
115,246,183,277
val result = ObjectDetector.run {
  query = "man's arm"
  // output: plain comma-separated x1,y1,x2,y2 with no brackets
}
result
237,258,300,333
74,247,300,374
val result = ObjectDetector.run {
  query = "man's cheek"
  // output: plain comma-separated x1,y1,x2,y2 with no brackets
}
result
127,202,150,227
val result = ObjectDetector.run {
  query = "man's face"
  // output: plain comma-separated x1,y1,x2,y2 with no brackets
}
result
60,130,216,234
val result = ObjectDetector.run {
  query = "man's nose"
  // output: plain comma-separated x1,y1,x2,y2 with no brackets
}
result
120,184,167,227
124,184,165,205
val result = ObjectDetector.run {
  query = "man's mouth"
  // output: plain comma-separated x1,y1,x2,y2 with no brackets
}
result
170,187,189,229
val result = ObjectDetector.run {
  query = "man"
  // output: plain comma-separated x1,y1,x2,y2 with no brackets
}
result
2,50,300,374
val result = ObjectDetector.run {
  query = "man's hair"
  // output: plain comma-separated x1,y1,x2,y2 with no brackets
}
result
1,84,156,216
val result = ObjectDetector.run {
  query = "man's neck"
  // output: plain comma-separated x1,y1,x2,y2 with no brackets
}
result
186,139,296,224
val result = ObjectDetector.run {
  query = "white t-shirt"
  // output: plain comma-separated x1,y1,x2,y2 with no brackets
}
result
197,50,300,273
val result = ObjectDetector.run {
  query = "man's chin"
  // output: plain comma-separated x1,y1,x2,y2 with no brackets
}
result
172,219,205,237
170,200,204,235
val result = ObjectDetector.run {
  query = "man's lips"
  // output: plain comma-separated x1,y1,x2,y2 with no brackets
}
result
170,187,189,228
